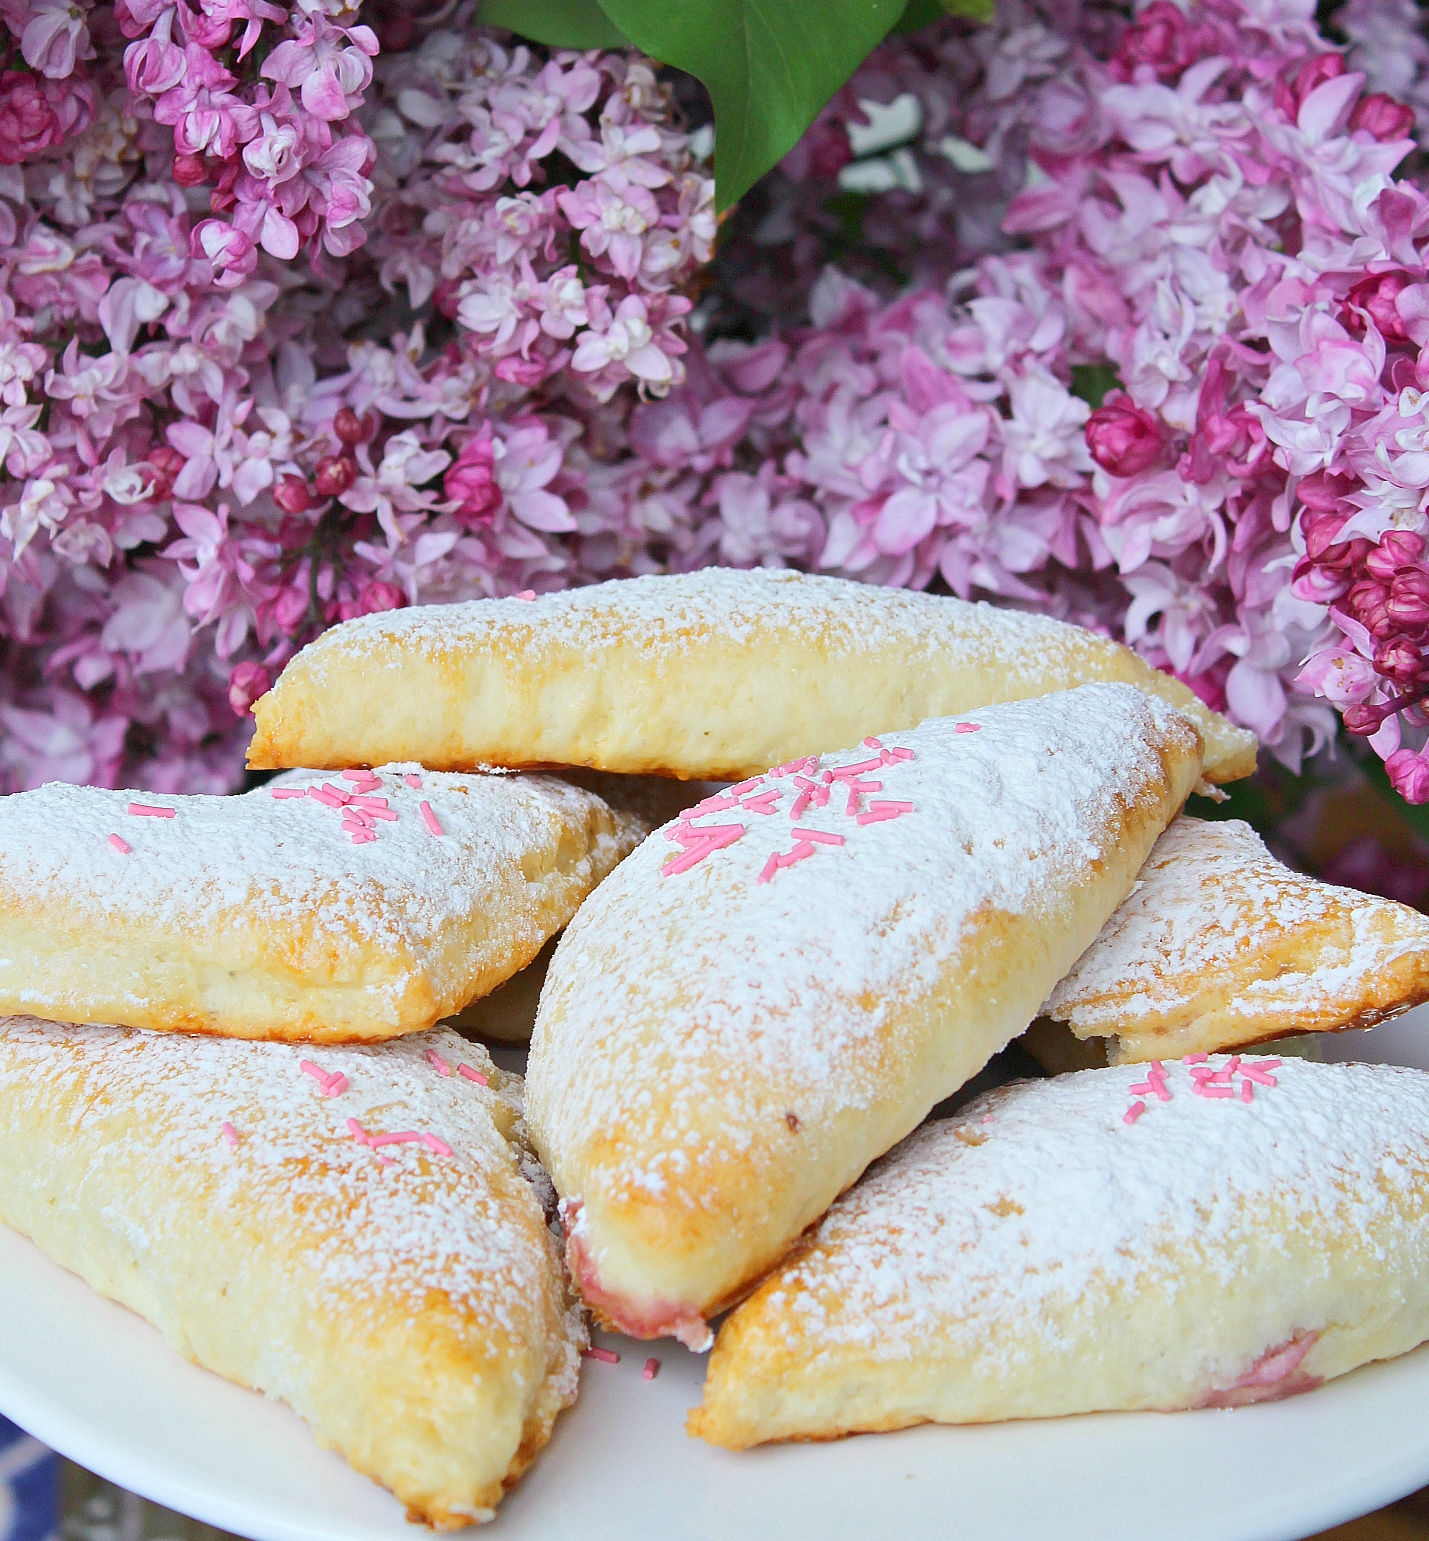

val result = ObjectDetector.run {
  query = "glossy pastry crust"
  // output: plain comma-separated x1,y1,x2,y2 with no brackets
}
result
692,1059,1429,1448
1041,817,1429,1063
525,684,1203,1349
0,766,643,1042
0,1018,583,1526
247,569,1255,783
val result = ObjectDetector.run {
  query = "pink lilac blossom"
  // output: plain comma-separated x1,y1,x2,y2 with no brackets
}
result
8,0,1429,806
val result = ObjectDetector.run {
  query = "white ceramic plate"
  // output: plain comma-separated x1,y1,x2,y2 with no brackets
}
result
5,1018,1429,1541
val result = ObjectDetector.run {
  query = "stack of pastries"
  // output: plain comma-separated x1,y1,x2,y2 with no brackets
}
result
4,569,1429,1524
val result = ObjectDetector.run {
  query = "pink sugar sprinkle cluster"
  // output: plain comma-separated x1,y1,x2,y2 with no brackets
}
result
300,1060,349,1099
663,742,920,884
1122,1055,1282,1127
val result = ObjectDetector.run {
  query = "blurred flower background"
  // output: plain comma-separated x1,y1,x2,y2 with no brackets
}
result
4,0,1429,895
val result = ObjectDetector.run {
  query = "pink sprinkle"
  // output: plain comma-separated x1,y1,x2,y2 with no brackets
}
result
419,800,444,837
427,1049,452,1077
379,1156,394,1167
741,790,781,815
955,723,982,734
881,746,915,762
320,783,354,803
1257,1058,1282,1071
348,832,376,845
828,755,886,782
1239,1065,1278,1087
769,755,818,778
1127,1081,1156,1096
729,777,763,796
642,1357,660,1381
341,770,378,786
863,737,882,749
789,791,813,820
127,803,176,818
108,833,131,854
662,822,744,876
404,774,422,788
756,840,817,884
458,1064,488,1085
857,800,914,825
1148,1080,1172,1102
358,805,398,821
845,789,863,817
269,787,306,799
324,1074,349,1099
792,827,845,846
299,1061,329,1087
1241,1081,1255,1103
1150,1060,1167,1078
346,795,392,812
308,786,345,808
421,1134,453,1156
220,1122,239,1149
1184,1052,1208,1064
369,1131,422,1148
1123,1101,1147,1125
1199,1084,1234,1099
347,1118,369,1144
679,791,740,820
516,589,536,600
585,1347,620,1365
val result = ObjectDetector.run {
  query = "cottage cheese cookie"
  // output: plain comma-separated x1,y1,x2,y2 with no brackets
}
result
1041,817,1429,1064
0,767,642,1042
0,1018,582,1526
692,1057,1429,1447
525,683,1203,1348
247,569,1255,783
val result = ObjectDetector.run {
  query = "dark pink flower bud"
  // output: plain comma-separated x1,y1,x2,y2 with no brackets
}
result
1276,52,1346,119
228,661,271,716
145,444,186,499
1340,270,1418,342
313,455,356,496
1387,747,1429,804
172,152,209,187
1085,394,1164,477
333,408,373,446
1344,701,1390,734
1376,637,1423,683
273,475,314,514
1388,572,1429,627
444,436,501,524
1351,92,1416,143
357,580,405,615
1109,1,1194,83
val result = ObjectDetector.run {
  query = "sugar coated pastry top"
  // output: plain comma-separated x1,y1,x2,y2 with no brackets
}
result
745,1056,1429,1357
1044,817,1429,1061
0,1018,581,1525
527,683,1203,1340
247,569,1255,782
690,1055,1429,1446
0,765,640,1040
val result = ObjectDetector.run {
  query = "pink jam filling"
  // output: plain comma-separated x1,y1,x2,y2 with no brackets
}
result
1193,1330,1322,1409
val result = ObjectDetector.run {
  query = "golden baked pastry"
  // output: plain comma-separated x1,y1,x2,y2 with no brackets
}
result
525,683,1203,1349
0,1017,581,1526
692,1058,1429,1447
0,765,642,1042
1041,816,1429,1064
246,569,1255,783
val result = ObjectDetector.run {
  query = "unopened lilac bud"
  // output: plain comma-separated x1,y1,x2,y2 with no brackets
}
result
1387,746,1429,803
313,455,356,496
333,408,372,446
1085,395,1164,477
273,475,314,514
172,152,208,187
1351,93,1416,143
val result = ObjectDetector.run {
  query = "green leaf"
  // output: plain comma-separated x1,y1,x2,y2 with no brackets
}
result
897,0,992,29
1070,362,1123,410
599,0,906,211
477,0,630,49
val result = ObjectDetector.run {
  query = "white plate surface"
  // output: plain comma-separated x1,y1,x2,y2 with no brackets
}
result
5,1017,1429,1541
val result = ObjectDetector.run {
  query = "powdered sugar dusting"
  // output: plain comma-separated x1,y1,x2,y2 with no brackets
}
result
0,765,640,1025
1044,818,1429,1033
0,1015,580,1381
528,683,1198,1207
281,570,1249,767
764,1058,1429,1358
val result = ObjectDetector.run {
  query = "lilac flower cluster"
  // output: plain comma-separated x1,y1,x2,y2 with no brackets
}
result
0,0,712,791
10,0,1429,802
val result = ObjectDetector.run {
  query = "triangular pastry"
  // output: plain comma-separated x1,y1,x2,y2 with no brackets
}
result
247,569,1255,784
691,1058,1429,1448
524,684,1203,1348
0,1018,581,1526
0,766,642,1041
1040,817,1429,1064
